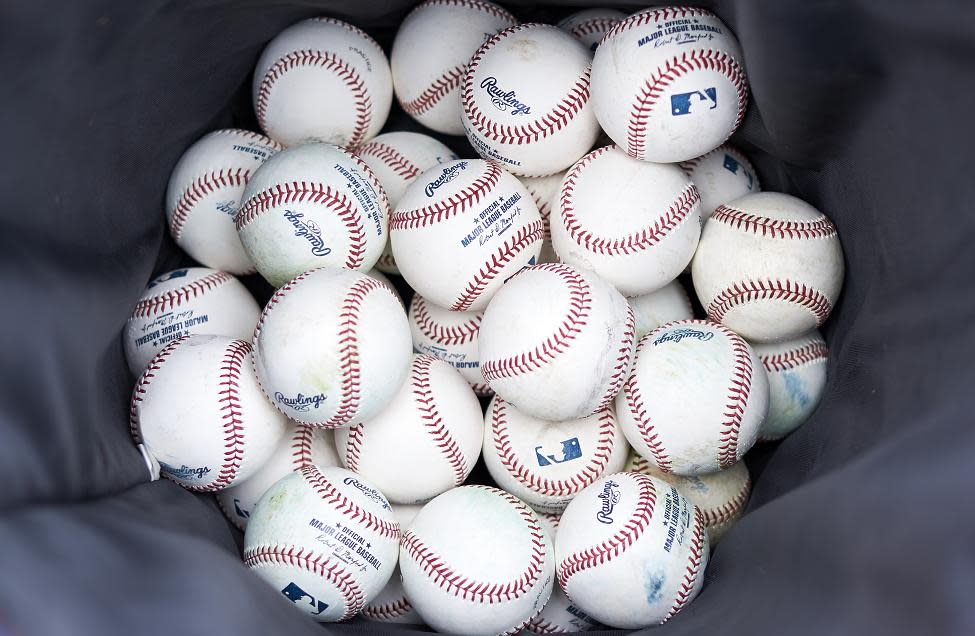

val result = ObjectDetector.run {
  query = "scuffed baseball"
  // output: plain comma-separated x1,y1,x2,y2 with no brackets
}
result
334,355,483,504
592,8,748,163
361,503,425,625
551,145,703,296
390,158,543,311
484,396,629,513
123,267,261,376
461,23,600,177
479,263,635,421
680,143,761,219
691,192,845,342
130,335,287,491
253,18,392,148
519,171,565,264
166,129,281,274
753,330,828,440
400,485,555,635
617,319,768,475
557,8,626,52
408,294,490,395
628,279,694,341
252,267,412,428
392,0,517,135
243,466,399,622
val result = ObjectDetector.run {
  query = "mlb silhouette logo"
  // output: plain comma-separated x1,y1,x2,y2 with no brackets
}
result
670,87,718,116
535,437,583,466
723,153,754,190
281,582,328,615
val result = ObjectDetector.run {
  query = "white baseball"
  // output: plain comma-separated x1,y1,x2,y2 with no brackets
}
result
483,396,629,513
390,159,543,311
400,485,555,635
130,335,287,491
461,23,600,177
617,319,768,475
253,18,392,148
334,354,483,504
628,279,694,341
166,129,281,274
555,472,709,628
592,7,748,163
123,267,260,376
680,143,761,219
392,0,517,135
217,424,340,530
519,171,565,264
551,145,703,296
357,131,459,275
408,294,490,395
252,267,412,428
361,503,425,625
626,452,751,543
556,8,626,52
479,263,635,421
364,268,399,300
243,466,399,622
691,192,845,342
753,330,828,440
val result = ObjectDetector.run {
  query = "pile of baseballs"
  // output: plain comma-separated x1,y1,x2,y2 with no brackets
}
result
127,3,844,634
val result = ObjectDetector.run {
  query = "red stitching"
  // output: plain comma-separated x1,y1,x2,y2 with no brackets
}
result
376,250,397,271
700,472,751,528
557,473,657,589
357,140,422,180
243,544,364,620
216,128,286,145
491,399,617,497
662,507,706,622
761,341,829,373
129,336,187,444
401,65,466,117
252,270,316,343
601,7,715,43
299,464,399,539
625,49,747,160
343,422,365,472
462,24,592,146
559,147,700,255
712,205,837,239
234,181,367,271
405,0,517,23
411,294,481,345
481,263,591,381
389,160,503,230
471,382,493,396
594,304,635,411
256,50,371,149
413,355,470,486
568,17,621,40
206,339,251,491
450,218,545,311
714,323,753,469
525,615,569,634
361,596,414,621
706,278,832,326
621,354,673,473
400,486,546,604
130,271,234,318
170,168,251,239
290,425,314,469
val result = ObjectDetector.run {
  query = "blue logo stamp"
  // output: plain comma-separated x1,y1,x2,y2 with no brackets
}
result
283,210,331,257
670,87,717,116
596,479,621,524
723,153,754,190
215,199,237,216
148,268,189,289
425,161,469,197
535,437,583,466
653,328,714,346
281,582,328,616
343,477,391,510
480,76,532,115
159,462,210,481
233,498,249,519
275,392,327,412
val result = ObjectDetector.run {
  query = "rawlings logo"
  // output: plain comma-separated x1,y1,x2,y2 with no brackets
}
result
159,462,210,480
653,328,714,346
283,210,331,256
596,479,621,524
480,76,531,115
343,477,391,510
424,161,469,197
275,391,327,411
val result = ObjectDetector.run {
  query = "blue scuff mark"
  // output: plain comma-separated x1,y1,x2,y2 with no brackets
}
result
784,372,810,408
645,568,666,605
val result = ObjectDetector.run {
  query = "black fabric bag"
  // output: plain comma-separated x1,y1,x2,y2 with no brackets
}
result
2,1,974,635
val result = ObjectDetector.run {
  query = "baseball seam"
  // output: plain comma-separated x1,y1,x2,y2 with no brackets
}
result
524,614,570,634
568,17,620,40
130,271,233,318
411,295,482,345
361,596,414,621
594,304,636,411
206,339,251,491
413,355,470,486
129,336,187,444
357,141,423,180
390,160,502,229
716,324,753,469
662,506,706,623
707,278,832,326
712,205,837,239
299,464,399,539
290,426,315,469
407,0,517,23
170,168,251,240
621,367,674,474
401,65,466,117
701,472,751,528
760,341,829,373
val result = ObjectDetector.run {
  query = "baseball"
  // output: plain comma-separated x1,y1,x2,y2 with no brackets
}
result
557,8,626,52
680,143,761,219
334,354,483,504
130,335,287,491
243,465,399,622
217,424,340,531
628,279,694,341
392,0,517,135
123,267,260,376
408,293,491,395
617,319,768,475
253,17,392,148
753,329,828,440
390,158,543,311
357,131,459,275
461,23,600,177
483,396,629,512
166,129,282,274
555,472,709,628
399,485,555,635
550,145,703,296
626,452,751,543
592,7,748,163
691,192,845,342
361,503,425,625
478,263,636,421
252,267,412,428
519,171,565,264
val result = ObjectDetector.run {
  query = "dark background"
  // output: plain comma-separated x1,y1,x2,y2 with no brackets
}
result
1,1,974,635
